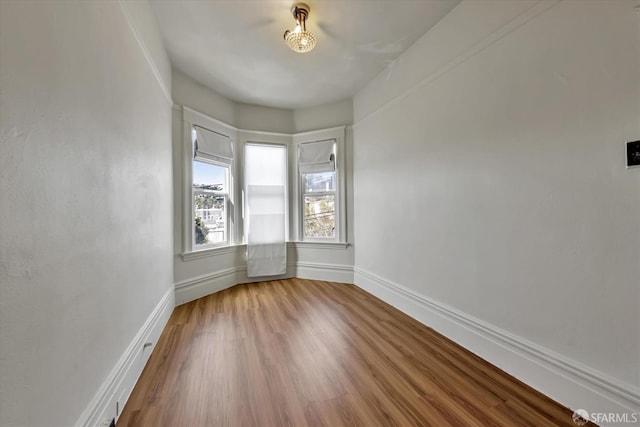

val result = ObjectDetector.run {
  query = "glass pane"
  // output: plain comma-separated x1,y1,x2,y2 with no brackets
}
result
194,193,226,246
193,160,228,247
304,194,335,239
303,171,335,193
193,160,226,192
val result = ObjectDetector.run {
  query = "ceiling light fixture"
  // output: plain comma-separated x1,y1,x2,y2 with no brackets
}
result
283,3,316,53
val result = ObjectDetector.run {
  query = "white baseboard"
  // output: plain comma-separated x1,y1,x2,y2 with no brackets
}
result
175,262,353,305
174,267,243,306
296,261,353,284
237,264,295,285
354,267,640,424
175,265,300,306
75,286,175,427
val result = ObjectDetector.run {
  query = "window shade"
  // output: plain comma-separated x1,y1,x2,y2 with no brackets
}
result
245,144,287,277
298,139,335,173
194,125,233,165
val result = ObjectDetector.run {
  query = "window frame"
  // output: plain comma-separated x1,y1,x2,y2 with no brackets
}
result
294,127,346,243
300,159,337,241
182,107,237,255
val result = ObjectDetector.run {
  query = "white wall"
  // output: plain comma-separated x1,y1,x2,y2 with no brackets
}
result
0,1,174,426
172,69,236,126
294,98,354,133
120,0,172,99
235,103,295,134
172,69,297,134
353,0,639,418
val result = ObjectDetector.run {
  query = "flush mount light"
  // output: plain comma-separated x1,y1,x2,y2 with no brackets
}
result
283,3,316,53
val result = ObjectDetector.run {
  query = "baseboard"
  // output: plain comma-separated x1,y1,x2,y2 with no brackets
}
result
296,261,354,284
175,267,243,306
175,262,353,305
354,267,640,423
75,286,175,427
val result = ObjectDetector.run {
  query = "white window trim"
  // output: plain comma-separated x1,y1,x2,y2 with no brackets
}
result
293,127,346,243
182,107,238,255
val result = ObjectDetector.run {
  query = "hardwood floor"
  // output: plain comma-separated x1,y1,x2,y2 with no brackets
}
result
118,279,590,426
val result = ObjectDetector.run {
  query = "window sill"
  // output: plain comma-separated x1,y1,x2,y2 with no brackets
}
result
180,241,350,261
292,241,350,250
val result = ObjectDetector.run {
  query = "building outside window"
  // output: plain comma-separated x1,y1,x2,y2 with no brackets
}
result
193,158,228,246
302,170,336,238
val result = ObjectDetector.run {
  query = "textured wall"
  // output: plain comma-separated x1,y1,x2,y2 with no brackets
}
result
354,0,639,394
0,1,173,425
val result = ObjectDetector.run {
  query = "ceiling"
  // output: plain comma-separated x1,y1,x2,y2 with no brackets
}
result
151,0,461,110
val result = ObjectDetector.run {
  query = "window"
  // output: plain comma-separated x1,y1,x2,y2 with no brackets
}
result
302,171,336,238
298,139,337,240
244,143,288,244
191,125,233,249
183,107,346,255
193,159,228,247
244,143,288,276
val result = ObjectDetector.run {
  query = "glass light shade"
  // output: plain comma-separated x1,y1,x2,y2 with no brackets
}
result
285,30,316,53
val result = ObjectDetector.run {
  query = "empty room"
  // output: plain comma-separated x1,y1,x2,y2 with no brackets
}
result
0,0,638,426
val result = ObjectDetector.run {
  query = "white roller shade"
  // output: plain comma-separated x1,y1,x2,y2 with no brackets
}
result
194,125,233,165
298,139,335,173
245,144,287,277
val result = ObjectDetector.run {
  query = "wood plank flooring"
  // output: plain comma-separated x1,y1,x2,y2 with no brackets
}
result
118,279,591,426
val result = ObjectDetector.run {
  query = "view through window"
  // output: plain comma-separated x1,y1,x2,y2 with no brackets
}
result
303,171,336,239
193,160,228,247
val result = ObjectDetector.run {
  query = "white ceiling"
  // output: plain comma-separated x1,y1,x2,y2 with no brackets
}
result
151,0,461,109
